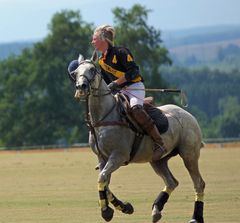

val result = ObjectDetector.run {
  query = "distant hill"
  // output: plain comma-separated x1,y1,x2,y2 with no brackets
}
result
162,24,240,47
169,38,240,61
0,41,35,60
1,24,240,67
161,24,240,68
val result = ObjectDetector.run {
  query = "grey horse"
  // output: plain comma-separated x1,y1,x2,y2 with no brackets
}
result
72,52,205,223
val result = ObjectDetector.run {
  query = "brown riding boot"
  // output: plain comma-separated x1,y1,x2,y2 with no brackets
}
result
131,105,166,161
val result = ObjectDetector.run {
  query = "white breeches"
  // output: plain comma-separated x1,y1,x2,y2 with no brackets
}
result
121,82,145,107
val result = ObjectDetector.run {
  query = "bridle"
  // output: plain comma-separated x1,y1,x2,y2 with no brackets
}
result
75,59,117,122
75,60,118,161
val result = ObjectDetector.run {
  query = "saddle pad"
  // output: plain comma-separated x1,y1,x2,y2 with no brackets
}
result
143,103,169,134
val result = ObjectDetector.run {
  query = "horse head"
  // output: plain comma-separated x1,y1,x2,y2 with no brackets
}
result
73,51,101,99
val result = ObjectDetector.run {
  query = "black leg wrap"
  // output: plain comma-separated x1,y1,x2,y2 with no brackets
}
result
121,202,134,214
153,191,169,211
192,201,204,223
110,195,134,214
99,190,107,200
110,194,121,207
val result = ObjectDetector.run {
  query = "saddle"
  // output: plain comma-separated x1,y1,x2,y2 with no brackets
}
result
116,93,169,135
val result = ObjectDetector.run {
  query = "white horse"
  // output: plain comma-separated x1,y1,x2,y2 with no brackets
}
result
72,52,205,223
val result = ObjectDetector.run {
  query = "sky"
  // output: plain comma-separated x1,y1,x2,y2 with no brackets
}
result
0,0,240,43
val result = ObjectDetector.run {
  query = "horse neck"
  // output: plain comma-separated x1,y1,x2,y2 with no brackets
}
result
88,80,118,123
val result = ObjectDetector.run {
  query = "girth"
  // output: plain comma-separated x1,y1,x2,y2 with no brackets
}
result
91,118,144,164
93,121,128,127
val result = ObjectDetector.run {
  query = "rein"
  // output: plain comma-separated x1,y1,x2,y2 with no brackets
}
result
85,87,128,127
79,64,127,127
78,61,127,160
84,95,105,160
76,59,146,164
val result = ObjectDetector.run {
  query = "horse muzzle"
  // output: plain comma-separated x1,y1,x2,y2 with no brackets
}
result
74,83,89,99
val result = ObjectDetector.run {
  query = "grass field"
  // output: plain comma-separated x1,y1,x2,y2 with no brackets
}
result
0,147,240,223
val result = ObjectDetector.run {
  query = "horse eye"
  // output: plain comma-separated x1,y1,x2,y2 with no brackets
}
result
90,68,96,74
68,72,76,82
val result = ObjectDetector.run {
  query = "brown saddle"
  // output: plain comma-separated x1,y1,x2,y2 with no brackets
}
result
116,93,169,134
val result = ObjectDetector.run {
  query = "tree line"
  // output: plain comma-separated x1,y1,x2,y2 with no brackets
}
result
161,66,240,138
0,5,172,148
0,5,239,148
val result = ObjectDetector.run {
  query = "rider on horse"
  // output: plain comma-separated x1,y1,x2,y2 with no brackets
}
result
92,24,167,161
68,24,165,160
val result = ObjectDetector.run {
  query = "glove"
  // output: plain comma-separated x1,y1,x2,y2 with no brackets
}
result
107,82,120,93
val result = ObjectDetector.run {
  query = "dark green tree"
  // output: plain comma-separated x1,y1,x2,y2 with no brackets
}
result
0,10,93,147
217,96,240,137
0,53,33,146
0,6,177,148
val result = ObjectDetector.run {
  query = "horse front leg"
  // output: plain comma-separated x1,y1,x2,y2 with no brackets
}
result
97,175,134,217
106,188,134,214
98,178,114,221
97,153,128,222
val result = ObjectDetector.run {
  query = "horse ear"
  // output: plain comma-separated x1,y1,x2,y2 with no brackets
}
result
90,50,98,63
78,54,84,63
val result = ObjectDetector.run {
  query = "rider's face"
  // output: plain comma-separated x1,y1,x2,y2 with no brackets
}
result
92,33,108,53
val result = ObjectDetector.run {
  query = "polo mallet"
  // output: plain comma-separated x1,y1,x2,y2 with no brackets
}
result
123,88,188,107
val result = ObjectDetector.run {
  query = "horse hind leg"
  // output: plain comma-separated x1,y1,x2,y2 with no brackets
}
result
182,155,205,223
150,158,179,223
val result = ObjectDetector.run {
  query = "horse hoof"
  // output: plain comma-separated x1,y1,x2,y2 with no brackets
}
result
122,202,134,214
189,218,204,223
152,205,162,223
101,207,114,222
152,212,162,223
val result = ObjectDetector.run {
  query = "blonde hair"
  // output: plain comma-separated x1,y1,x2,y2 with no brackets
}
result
94,25,115,46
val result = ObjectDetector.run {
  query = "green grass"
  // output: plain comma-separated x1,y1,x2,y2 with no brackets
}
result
0,147,240,223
